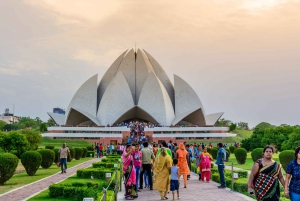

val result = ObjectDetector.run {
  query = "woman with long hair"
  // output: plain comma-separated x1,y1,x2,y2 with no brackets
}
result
284,146,300,201
122,144,138,200
247,145,285,201
199,147,213,182
176,143,190,188
153,147,172,200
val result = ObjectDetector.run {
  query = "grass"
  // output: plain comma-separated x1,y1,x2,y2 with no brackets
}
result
40,137,93,148
225,152,279,171
28,175,103,201
189,129,253,145
0,157,93,195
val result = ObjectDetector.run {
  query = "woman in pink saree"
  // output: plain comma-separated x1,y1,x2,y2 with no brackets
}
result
122,144,138,200
199,147,213,182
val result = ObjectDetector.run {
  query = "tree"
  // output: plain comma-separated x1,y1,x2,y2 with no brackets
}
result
0,131,29,157
0,120,7,131
47,118,55,127
20,130,42,150
261,126,294,151
229,123,237,131
255,122,273,130
3,124,20,131
282,128,300,150
216,118,232,127
40,123,47,132
237,122,249,130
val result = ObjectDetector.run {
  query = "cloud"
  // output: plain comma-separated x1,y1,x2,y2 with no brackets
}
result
0,68,20,75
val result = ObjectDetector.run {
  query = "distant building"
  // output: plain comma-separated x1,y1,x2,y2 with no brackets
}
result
53,107,65,115
0,108,19,124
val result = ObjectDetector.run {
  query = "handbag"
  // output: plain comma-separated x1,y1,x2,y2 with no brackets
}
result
56,162,60,167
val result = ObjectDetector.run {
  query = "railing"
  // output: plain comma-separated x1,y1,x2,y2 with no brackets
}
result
99,160,123,201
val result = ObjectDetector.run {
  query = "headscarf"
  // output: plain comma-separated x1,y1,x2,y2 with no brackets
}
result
154,147,171,174
177,143,187,158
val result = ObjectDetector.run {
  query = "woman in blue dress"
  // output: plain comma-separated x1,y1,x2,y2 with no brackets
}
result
285,146,300,201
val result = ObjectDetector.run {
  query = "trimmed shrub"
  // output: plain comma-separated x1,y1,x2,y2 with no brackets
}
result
21,151,42,176
234,148,247,165
39,149,55,169
279,150,295,172
86,146,94,151
74,148,83,160
45,145,55,150
81,147,87,158
207,147,211,154
0,153,19,185
77,168,114,179
251,148,263,162
86,151,95,157
53,148,59,163
229,146,236,153
92,162,115,169
225,148,230,162
210,148,218,159
67,147,75,162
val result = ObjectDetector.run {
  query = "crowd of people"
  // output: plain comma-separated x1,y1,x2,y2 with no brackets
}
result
95,140,300,201
119,140,230,200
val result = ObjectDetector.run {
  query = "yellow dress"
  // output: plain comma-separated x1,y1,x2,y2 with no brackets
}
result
153,154,172,192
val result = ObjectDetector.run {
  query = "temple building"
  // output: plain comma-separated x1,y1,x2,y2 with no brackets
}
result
43,48,235,144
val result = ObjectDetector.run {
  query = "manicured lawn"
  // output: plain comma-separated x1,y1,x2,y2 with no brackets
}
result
28,175,104,201
41,137,93,148
189,129,253,145
0,157,93,194
225,152,279,170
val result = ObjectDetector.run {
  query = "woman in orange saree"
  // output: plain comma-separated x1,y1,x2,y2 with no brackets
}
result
176,143,190,188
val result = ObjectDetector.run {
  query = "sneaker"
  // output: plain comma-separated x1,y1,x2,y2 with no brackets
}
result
64,171,66,173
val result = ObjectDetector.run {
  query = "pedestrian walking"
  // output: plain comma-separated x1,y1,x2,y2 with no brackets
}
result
58,143,71,174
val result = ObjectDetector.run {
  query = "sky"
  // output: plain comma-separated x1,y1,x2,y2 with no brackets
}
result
0,0,300,128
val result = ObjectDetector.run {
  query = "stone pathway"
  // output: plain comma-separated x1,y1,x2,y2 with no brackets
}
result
0,158,100,201
117,172,255,201
225,165,251,175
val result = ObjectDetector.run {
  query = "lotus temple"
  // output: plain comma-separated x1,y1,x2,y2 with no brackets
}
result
43,48,236,144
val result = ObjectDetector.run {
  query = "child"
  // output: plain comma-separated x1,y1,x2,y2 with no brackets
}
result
170,158,180,200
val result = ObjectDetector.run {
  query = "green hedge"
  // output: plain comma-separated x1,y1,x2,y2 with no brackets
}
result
251,148,263,162
98,190,115,201
53,148,59,163
45,145,55,150
229,146,236,153
92,162,116,169
74,148,83,160
67,147,75,162
225,148,230,162
0,153,19,185
279,150,295,172
77,168,114,179
49,181,100,201
106,154,120,159
21,151,42,176
207,147,211,154
39,149,55,169
234,148,247,164
86,146,94,151
81,148,87,158
86,151,95,157
210,148,218,159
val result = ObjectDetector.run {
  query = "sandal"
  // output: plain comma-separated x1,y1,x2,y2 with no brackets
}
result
125,196,134,200
165,196,168,199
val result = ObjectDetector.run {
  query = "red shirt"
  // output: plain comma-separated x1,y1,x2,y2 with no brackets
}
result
100,146,103,151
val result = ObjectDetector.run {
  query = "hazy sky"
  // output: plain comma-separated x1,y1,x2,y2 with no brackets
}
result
1,0,300,128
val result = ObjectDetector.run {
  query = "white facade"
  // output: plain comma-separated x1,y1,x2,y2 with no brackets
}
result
48,48,224,127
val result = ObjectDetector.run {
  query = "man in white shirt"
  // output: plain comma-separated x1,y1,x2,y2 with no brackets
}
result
58,143,71,174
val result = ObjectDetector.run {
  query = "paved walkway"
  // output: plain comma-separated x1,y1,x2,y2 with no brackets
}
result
117,172,255,201
0,158,100,201
225,165,251,175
